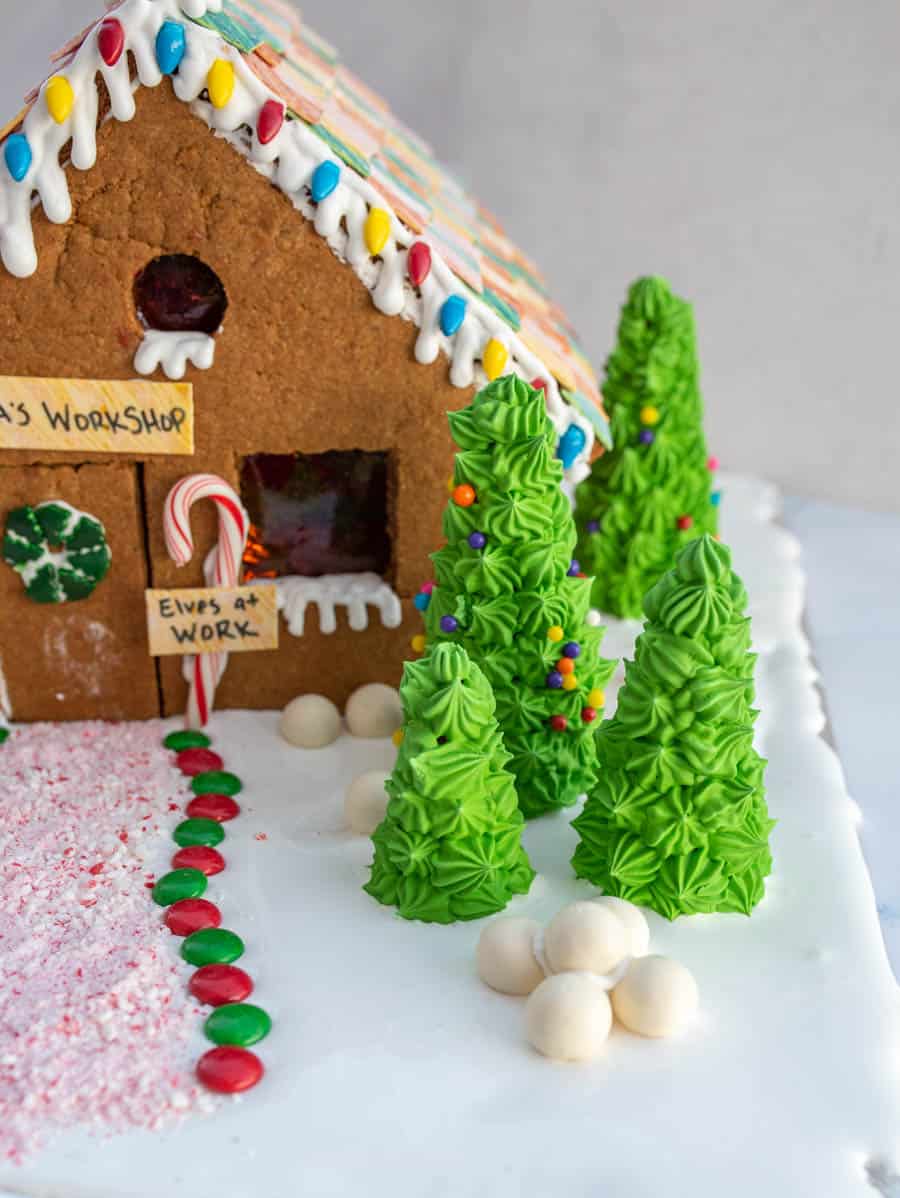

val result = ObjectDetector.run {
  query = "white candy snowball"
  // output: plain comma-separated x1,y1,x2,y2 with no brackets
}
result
544,900,627,976
345,683,403,738
279,694,342,749
611,955,699,1038
592,896,650,958
476,917,545,996
525,973,612,1062
344,770,390,836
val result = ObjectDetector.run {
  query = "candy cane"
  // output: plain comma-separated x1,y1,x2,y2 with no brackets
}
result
163,474,249,729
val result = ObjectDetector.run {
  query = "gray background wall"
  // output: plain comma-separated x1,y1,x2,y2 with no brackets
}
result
2,0,897,510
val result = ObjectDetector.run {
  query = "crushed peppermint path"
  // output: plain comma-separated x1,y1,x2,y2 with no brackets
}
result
0,721,217,1163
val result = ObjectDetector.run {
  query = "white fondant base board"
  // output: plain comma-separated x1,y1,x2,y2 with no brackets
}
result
2,473,899,1198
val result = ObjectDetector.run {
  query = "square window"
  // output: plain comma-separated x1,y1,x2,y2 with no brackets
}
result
240,451,392,580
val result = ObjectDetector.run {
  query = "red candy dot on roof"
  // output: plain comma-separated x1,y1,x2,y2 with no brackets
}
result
187,794,241,822
172,844,225,876
190,964,254,1007
165,898,222,937
196,1045,264,1094
176,747,224,776
97,17,125,66
257,98,284,145
408,240,432,287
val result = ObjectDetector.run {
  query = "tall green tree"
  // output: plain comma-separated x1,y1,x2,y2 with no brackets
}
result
365,642,534,923
422,375,615,819
574,276,718,618
572,535,774,918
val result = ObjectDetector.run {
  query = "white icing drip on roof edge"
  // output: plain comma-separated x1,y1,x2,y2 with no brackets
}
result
0,0,596,484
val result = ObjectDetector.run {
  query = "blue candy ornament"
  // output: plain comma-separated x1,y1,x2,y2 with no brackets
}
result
557,422,587,469
4,134,31,182
156,21,186,75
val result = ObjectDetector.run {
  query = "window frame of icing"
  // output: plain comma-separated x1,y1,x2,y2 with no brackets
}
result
133,253,228,382
233,449,403,638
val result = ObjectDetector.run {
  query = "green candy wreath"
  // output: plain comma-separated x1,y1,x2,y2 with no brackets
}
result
2,501,111,603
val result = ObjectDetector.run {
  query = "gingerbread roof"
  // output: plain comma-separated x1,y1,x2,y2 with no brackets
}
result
0,0,610,478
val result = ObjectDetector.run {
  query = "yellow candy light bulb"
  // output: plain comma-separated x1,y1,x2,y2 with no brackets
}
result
365,208,391,256
207,59,235,110
46,76,75,124
482,338,508,381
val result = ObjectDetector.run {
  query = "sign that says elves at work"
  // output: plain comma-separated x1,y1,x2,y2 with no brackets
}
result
145,585,279,657
0,377,194,455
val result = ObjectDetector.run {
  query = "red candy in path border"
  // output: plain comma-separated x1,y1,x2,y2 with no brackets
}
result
172,845,225,876
196,1045,264,1093
187,794,240,822
176,747,224,776
190,963,254,1007
165,898,222,936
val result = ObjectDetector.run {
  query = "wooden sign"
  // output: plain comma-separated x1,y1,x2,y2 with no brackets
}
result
145,585,279,657
0,377,194,455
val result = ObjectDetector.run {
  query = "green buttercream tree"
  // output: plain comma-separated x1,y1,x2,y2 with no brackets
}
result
572,535,774,918
422,375,615,819
364,642,534,923
574,276,717,618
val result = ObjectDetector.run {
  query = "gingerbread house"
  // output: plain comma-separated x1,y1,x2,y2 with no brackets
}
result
0,0,609,723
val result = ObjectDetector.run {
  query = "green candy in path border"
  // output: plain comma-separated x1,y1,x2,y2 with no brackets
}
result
2,501,111,603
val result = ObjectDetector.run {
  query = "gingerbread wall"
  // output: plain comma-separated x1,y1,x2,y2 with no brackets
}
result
0,83,472,721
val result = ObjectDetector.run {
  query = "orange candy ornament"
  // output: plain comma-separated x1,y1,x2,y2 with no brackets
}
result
452,484,476,507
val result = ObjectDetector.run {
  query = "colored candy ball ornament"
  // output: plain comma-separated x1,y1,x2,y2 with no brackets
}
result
279,693,342,748
344,769,390,835
452,483,476,507
543,901,627,976
345,683,402,738
467,531,487,550
196,1045,263,1094
525,973,612,1062
611,956,698,1038
476,917,545,996
3,502,110,603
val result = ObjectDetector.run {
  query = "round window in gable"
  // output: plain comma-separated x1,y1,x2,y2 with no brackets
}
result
134,254,228,335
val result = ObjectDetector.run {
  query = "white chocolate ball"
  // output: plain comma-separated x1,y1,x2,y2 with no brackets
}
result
544,901,627,976
611,955,699,1038
344,770,390,836
592,896,650,958
279,694,342,749
525,974,612,1061
476,917,545,996
345,683,403,739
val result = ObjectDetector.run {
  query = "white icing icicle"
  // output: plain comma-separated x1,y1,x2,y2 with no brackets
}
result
0,0,597,484
267,574,403,637
133,328,216,380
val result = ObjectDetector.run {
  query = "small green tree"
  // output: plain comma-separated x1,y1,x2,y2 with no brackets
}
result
574,276,717,618
572,535,774,918
365,642,534,923
421,375,615,819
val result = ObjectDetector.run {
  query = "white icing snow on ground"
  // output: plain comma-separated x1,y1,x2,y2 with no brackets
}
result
2,472,899,1197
